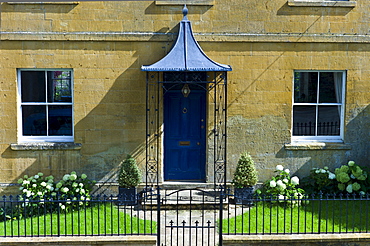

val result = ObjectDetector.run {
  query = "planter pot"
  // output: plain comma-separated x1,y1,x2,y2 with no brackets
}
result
118,187,138,205
234,187,254,205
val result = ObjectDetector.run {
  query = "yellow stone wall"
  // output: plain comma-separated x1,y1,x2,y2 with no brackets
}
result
0,1,368,193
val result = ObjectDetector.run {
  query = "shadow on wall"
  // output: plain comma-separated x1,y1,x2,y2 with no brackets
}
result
276,104,370,179
0,3,200,196
0,41,161,196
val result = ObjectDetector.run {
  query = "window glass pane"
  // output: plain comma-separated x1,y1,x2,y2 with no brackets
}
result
294,72,318,103
319,72,342,103
318,106,341,136
48,106,72,136
47,71,72,102
293,106,316,136
22,105,46,136
21,71,46,102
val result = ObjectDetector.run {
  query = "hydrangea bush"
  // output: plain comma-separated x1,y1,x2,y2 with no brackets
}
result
300,167,337,194
300,161,369,195
334,161,368,194
257,165,304,206
17,171,95,214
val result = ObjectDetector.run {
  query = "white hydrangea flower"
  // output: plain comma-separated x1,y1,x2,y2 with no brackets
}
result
284,169,290,174
61,187,69,193
278,195,285,201
270,180,277,188
328,172,336,180
63,174,70,181
291,176,300,185
346,184,353,193
41,182,47,187
348,161,355,167
276,180,286,190
22,180,30,185
283,178,289,184
70,174,77,181
276,165,284,171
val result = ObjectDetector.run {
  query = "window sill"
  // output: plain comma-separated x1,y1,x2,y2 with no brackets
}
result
6,2,79,5
287,0,356,7
155,0,214,6
284,142,352,150
10,142,82,151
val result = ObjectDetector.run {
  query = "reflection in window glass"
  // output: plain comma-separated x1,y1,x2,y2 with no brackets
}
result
318,106,341,135
294,72,318,103
293,106,316,136
48,106,72,136
47,71,72,102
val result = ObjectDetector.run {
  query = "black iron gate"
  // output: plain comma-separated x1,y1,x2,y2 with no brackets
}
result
142,187,225,246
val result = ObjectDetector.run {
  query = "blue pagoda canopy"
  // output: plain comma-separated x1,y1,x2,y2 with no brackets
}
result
141,6,232,72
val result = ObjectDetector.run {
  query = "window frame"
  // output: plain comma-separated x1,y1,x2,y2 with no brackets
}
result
17,68,74,143
291,70,346,143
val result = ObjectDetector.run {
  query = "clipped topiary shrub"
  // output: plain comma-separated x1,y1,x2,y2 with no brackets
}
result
118,155,142,188
232,152,258,188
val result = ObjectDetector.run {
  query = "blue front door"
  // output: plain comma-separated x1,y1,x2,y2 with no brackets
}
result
164,84,206,181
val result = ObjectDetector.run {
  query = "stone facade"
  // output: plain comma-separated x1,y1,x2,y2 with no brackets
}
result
0,0,368,194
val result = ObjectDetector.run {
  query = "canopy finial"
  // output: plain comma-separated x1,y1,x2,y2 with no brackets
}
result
182,5,188,20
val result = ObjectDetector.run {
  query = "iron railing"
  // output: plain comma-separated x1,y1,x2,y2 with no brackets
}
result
293,121,340,136
223,191,370,235
0,193,156,237
1,189,370,241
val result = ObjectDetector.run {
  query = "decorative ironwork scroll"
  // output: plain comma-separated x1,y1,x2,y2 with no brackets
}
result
146,72,161,186
209,72,227,189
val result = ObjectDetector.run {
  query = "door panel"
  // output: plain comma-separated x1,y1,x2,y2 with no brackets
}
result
164,86,206,181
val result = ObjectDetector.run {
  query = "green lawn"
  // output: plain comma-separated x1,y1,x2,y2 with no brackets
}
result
0,203,156,236
223,199,370,234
